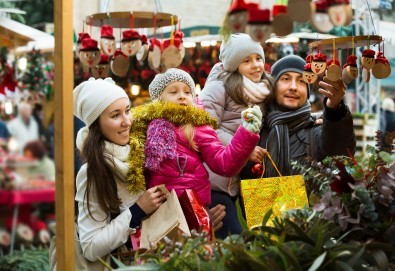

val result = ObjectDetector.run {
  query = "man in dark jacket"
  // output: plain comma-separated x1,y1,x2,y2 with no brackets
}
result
242,55,356,178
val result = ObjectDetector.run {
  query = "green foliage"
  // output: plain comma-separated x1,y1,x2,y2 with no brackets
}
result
0,249,49,271
15,0,53,27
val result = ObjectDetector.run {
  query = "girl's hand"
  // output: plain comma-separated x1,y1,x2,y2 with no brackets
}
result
241,106,263,133
136,186,166,215
249,146,267,163
209,204,226,232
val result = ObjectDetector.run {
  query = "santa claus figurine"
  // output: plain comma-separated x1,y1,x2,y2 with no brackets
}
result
100,25,116,56
79,38,101,68
303,63,318,84
361,49,376,70
227,0,249,33
121,29,142,57
75,33,90,57
246,8,272,43
326,58,342,81
311,53,327,75
91,54,110,79
342,55,358,84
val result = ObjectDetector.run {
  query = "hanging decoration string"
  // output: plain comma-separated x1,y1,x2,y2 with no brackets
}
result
170,15,175,46
129,12,134,29
352,36,355,56
332,39,336,64
364,0,377,35
107,12,111,25
82,19,85,33
89,16,93,36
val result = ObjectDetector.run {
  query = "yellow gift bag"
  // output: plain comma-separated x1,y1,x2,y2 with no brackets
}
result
241,152,309,229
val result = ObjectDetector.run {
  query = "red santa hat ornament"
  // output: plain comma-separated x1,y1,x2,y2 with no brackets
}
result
79,38,101,68
91,54,110,79
311,0,334,33
110,50,129,77
326,59,342,81
246,8,272,43
311,52,327,75
100,25,116,56
136,34,149,62
121,29,142,57
342,55,358,84
361,49,376,70
303,63,318,84
372,51,391,79
227,0,249,33
76,32,90,56
272,5,293,36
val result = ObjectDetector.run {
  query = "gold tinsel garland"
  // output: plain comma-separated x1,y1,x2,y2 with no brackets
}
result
127,102,219,193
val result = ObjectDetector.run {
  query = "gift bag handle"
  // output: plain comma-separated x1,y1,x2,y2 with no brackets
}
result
261,152,283,178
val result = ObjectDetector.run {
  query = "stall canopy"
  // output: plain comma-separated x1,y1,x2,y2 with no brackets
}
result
0,17,54,53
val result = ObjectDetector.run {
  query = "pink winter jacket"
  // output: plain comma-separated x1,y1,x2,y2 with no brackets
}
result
145,119,259,206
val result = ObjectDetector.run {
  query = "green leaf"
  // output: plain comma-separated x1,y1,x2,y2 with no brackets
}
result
285,219,316,246
262,208,274,227
307,251,326,271
236,198,249,230
347,246,366,267
379,151,395,163
110,255,127,267
335,261,354,271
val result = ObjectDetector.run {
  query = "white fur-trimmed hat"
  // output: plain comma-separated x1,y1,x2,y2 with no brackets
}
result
149,68,195,101
73,77,129,127
219,33,265,72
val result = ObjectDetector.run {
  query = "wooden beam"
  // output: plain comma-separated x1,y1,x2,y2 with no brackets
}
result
54,0,74,270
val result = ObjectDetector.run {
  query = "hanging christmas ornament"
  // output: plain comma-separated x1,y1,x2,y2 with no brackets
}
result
372,51,391,79
136,34,149,62
227,0,249,33
311,52,327,75
251,162,264,177
100,25,116,56
327,0,352,27
245,8,272,43
326,59,341,81
76,33,90,57
311,0,334,33
79,38,101,68
110,50,129,77
342,55,358,84
306,54,314,63
288,0,312,23
121,29,142,57
361,49,376,70
271,4,293,36
175,30,185,59
148,38,162,70
91,54,110,79
161,32,184,70
303,63,318,84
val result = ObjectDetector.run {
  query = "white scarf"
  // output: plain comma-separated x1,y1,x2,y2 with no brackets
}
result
243,76,270,105
76,127,130,179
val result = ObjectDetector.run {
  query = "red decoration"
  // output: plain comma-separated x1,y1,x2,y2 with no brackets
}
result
100,25,115,39
251,163,264,177
228,0,248,14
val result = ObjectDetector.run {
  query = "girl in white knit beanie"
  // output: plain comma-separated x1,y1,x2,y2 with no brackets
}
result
199,33,272,239
73,77,166,268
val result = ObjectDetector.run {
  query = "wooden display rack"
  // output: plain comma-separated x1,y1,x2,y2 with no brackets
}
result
85,11,178,28
309,35,383,50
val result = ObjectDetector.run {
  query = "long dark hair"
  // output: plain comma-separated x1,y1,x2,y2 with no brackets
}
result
80,119,122,221
219,70,274,106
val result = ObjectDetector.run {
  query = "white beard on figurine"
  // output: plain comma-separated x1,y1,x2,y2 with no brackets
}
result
121,29,142,57
99,25,116,56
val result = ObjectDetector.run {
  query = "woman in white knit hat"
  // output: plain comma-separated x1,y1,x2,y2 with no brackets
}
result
199,33,272,239
73,77,165,269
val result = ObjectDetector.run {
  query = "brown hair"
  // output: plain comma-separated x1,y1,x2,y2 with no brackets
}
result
24,140,47,160
219,71,274,106
80,119,122,221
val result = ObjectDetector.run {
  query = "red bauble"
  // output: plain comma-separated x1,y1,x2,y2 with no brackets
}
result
251,163,264,177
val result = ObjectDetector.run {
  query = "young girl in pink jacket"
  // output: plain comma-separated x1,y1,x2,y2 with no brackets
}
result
129,68,262,209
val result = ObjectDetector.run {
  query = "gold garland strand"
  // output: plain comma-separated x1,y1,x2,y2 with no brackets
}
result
127,102,218,193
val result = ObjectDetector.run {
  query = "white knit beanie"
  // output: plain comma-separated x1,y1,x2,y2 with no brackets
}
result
149,68,195,101
219,33,265,72
73,77,129,127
